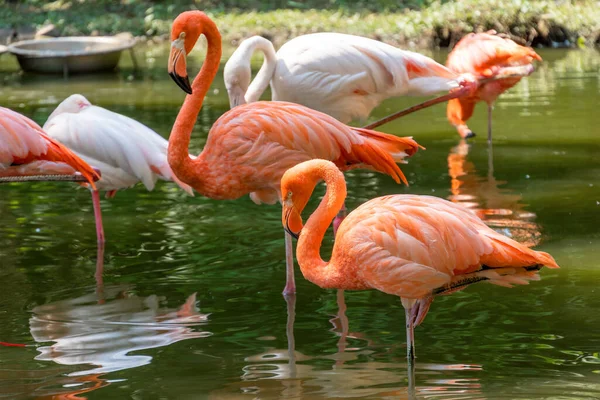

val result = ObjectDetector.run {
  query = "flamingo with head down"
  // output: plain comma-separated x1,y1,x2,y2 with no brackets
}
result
280,159,559,362
446,31,542,141
167,11,423,295
224,34,477,126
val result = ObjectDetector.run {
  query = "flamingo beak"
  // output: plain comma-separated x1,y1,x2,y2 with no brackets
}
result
168,38,192,94
227,85,247,108
283,205,300,240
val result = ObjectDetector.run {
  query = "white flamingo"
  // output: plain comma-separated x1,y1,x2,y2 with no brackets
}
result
224,33,476,124
43,94,193,243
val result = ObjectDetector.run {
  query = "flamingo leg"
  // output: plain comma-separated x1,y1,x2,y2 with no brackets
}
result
336,289,349,356
285,293,297,376
332,202,347,238
95,241,105,289
363,85,472,130
282,230,296,295
405,306,416,362
91,190,105,244
487,103,493,144
488,137,495,177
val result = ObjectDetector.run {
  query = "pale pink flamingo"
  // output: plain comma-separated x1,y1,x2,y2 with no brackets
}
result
446,31,542,141
43,94,194,243
280,159,559,362
0,106,101,238
167,11,422,295
224,34,478,126
0,106,98,184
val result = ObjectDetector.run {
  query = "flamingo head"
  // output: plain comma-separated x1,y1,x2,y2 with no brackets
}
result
223,57,250,108
281,161,338,239
46,94,92,124
169,11,205,95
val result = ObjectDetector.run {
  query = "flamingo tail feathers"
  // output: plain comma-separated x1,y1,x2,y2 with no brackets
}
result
481,233,560,270
40,132,100,190
345,128,423,185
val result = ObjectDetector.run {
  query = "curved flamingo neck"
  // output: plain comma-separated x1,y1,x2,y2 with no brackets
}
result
296,165,347,288
244,37,277,103
168,13,222,184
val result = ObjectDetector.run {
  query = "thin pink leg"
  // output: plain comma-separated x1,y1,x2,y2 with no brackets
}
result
332,202,347,238
95,241,105,291
91,190,105,244
487,103,493,144
282,230,296,296
285,293,297,376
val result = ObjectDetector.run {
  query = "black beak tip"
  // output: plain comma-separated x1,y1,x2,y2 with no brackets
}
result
169,72,193,95
284,226,299,240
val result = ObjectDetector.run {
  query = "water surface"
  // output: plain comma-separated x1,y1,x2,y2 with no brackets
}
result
0,46,599,399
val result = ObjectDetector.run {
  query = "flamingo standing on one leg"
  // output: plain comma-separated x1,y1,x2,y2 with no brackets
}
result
446,31,542,141
280,159,559,362
42,94,194,244
0,106,101,234
224,34,477,125
167,11,422,295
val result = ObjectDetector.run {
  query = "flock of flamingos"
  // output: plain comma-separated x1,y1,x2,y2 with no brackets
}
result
0,10,559,375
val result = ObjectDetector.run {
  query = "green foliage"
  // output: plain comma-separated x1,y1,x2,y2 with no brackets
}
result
1,0,598,47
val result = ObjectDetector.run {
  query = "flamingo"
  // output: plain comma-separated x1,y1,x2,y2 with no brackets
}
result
167,11,422,295
0,106,99,184
446,31,542,141
223,34,478,125
0,106,101,236
280,159,559,362
43,94,194,244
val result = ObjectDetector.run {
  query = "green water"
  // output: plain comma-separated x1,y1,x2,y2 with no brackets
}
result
0,46,599,399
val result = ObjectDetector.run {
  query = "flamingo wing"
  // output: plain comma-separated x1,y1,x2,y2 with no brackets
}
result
0,107,99,186
44,105,193,195
334,195,558,299
205,102,420,200
273,33,461,122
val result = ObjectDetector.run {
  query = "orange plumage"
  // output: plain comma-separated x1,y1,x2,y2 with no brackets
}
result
446,31,542,139
281,159,559,360
167,11,422,294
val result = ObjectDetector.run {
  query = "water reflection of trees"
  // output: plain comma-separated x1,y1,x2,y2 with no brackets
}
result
9,286,210,399
447,140,542,247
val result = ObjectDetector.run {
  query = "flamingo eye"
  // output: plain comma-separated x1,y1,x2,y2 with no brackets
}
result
179,32,186,39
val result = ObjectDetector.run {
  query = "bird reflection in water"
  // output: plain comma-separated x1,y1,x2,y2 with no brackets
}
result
210,292,483,399
448,140,542,248
27,284,209,398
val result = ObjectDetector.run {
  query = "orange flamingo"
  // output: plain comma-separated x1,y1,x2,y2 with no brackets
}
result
281,159,559,362
0,106,101,239
446,31,542,141
167,11,422,295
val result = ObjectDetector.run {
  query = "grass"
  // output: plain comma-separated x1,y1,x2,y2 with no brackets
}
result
1,0,599,48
